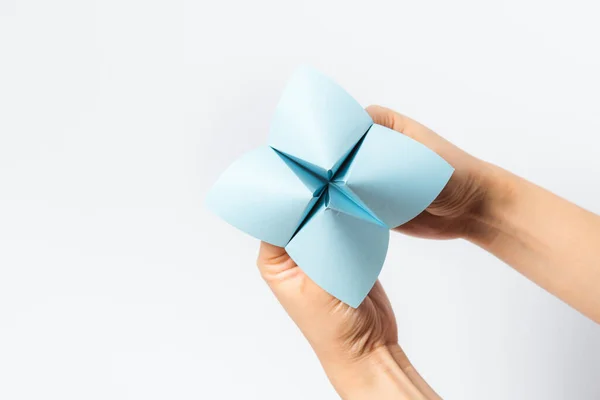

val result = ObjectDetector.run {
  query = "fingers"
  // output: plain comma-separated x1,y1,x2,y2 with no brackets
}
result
367,105,412,134
256,241,294,281
366,105,449,156
257,241,396,345
366,105,428,140
256,241,328,309
367,105,487,239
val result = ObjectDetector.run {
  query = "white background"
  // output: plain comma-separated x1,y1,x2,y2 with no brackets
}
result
1,0,599,399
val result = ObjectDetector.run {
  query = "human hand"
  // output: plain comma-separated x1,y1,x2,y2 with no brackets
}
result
256,106,495,399
257,104,600,400
257,242,439,400
366,105,498,240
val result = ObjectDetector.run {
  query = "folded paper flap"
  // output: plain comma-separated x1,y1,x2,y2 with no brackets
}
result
272,124,384,241
331,128,369,184
205,146,319,247
268,65,373,176
206,67,455,307
288,193,326,242
326,184,385,227
341,124,455,228
272,148,327,196
285,202,390,308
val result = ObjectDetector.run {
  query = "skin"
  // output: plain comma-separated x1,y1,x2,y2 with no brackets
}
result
256,105,600,399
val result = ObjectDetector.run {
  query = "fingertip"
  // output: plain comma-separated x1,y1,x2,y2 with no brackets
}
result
366,105,436,146
365,105,394,127
366,104,412,134
258,241,288,264
257,242,305,289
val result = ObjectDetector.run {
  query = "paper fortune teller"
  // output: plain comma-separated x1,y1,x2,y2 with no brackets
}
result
206,66,454,307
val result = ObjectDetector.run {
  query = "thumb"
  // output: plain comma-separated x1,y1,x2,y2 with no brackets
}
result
256,242,396,359
366,105,452,158
256,241,340,345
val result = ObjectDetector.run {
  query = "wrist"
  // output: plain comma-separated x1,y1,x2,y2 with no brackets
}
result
462,161,516,247
322,345,428,400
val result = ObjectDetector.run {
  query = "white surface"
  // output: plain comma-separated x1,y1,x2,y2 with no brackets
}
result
1,0,599,399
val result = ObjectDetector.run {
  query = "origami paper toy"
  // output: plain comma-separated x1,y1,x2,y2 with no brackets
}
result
206,66,454,307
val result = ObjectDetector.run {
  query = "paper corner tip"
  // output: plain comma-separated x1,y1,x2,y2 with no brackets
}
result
345,296,365,309
292,64,323,79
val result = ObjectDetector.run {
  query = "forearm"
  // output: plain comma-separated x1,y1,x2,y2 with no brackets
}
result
467,163,600,322
322,344,439,400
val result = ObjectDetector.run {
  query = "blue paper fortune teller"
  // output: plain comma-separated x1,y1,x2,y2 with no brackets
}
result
206,66,454,307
